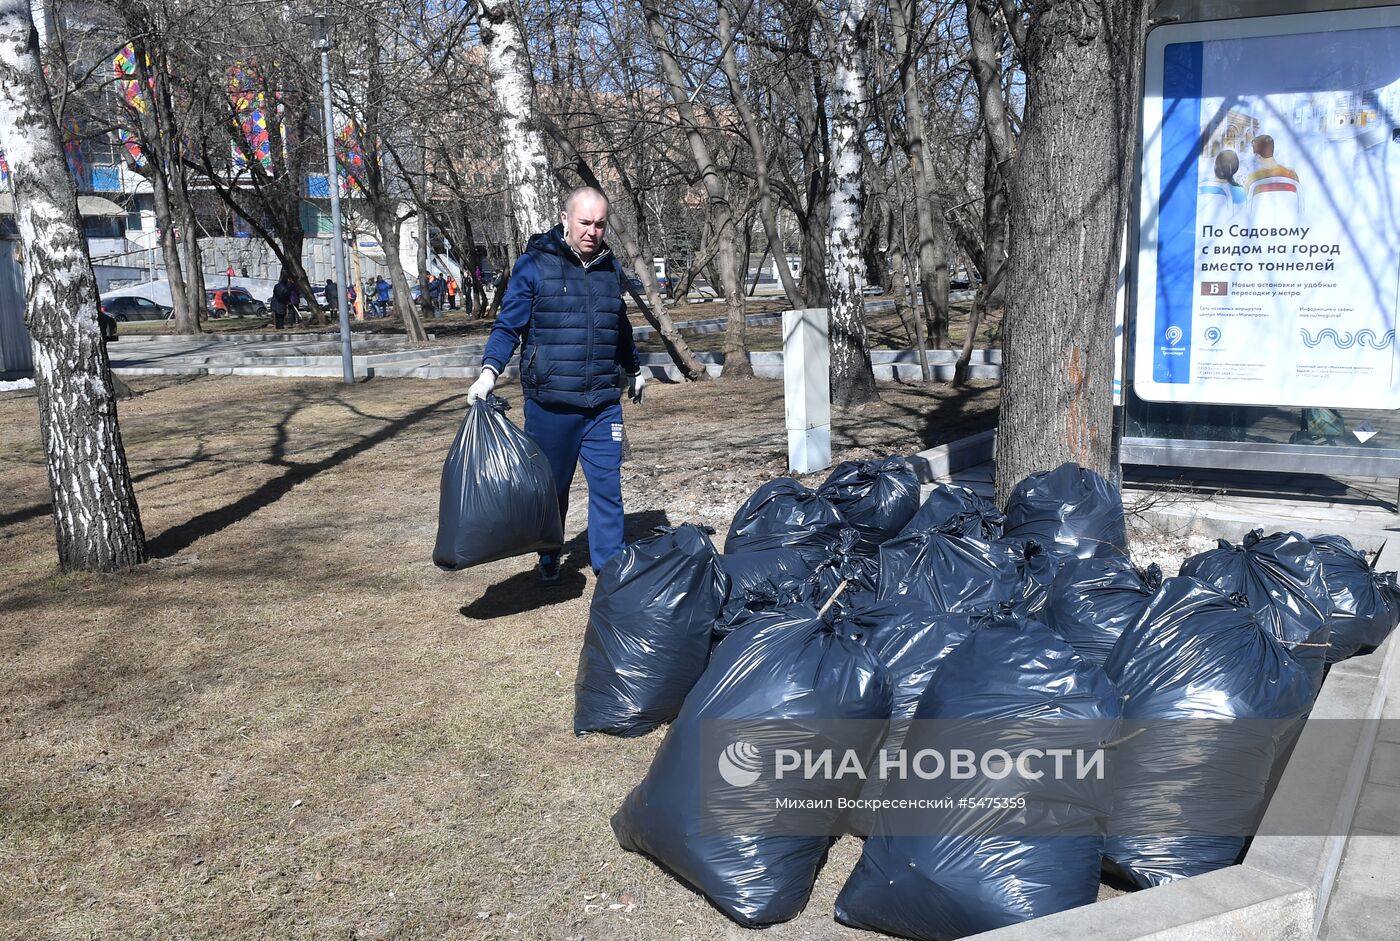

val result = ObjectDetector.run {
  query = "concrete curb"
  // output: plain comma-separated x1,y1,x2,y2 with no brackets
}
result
909,430,996,483
110,347,1004,383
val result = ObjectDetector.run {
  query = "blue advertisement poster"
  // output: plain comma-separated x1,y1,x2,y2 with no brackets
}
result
1134,8,1400,409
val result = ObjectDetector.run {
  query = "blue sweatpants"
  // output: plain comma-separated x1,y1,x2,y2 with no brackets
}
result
524,399,625,573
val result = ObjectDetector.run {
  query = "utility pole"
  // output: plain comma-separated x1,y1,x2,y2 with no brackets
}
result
305,11,354,384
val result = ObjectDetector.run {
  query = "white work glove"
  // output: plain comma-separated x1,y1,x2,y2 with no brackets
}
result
468,366,497,405
628,370,646,405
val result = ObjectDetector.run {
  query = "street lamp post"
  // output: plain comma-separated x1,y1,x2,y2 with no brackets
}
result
306,12,354,385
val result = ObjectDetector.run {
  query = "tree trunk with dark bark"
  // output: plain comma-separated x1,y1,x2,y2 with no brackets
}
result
956,0,1018,386
717,0,805,310
369,200,426,340
892,0,951,349
641,0,751,378
0,2,146,571
132,35,203,335
826,0,879,407
994,0,1149,505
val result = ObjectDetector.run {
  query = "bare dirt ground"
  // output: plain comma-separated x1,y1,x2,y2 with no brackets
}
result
0,373,998,941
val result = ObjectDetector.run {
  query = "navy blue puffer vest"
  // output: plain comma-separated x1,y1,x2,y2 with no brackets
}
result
518,226,630,410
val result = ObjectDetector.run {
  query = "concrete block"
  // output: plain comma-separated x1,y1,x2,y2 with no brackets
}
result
909,429,996,483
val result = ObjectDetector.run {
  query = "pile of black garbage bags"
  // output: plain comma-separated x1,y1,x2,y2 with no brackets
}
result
572,458,1400,939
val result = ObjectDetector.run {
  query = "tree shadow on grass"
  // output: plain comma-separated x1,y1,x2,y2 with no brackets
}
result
458,509,672,620
147,392,466,559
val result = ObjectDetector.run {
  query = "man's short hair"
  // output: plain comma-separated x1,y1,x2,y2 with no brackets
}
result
1252,134,1274,158
563,186,609,215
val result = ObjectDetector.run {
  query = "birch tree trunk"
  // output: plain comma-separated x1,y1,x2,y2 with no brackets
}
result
994,0,1149,505
892,0,951,349
476,0,558,239
0,1,146,572
640,0,752,378
826,0,879,407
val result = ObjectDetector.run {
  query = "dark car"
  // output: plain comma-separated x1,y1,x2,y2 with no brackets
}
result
101,295,172,322
206,287,267,318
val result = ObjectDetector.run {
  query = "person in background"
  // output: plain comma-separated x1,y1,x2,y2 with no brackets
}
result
324,277,340,317
446,274,459,311
287,281,302,326
374,276,391,318
466,186,644,583
430,272,447,312
270,274,291,330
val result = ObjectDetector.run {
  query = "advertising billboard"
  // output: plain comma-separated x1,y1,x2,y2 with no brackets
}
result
1135,7,1400,409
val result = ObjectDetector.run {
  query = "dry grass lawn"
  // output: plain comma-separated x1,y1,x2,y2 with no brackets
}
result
0,373,998,941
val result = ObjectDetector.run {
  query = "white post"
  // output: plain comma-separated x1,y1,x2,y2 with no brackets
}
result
784,307,831,474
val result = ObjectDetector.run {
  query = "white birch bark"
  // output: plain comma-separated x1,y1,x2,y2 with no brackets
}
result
0,0,146,571
475,0,557,238
825,0,878,406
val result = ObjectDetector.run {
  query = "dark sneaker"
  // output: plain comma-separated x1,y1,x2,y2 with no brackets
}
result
536,559,562,586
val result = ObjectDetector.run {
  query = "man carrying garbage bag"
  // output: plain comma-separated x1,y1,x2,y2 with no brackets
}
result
467,186,645,582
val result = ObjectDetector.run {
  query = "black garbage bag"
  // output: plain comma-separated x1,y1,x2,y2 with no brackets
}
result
574,525,729,737
715,547,812,625
808,528,881,607
725,478,846,564
1002,462,1128,560
1310,535,1400,663
841,601,981,836
876,525,1018,613
612,605,892,927
1042,556,1162,665
817,456,921,552
1102,577,1315,889
1179,529,1332,691
836,612,1123,940
433,395,563,570
902,484,1005,541
994,538,1061,618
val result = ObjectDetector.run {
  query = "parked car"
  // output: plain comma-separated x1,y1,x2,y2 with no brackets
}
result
100,295,172,322
206,287,267,318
